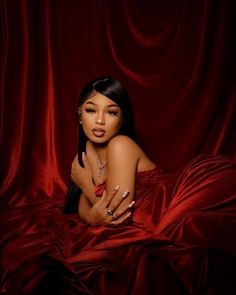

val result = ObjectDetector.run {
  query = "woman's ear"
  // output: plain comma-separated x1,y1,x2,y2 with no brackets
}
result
78,107,82,124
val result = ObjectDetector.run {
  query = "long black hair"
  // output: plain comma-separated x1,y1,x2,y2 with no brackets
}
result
63,77,136,213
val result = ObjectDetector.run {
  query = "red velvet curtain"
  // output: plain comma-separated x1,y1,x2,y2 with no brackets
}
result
1,0,235,203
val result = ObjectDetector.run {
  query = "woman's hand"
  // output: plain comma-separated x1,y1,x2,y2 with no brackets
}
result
71,153,93,191
86,187,135,226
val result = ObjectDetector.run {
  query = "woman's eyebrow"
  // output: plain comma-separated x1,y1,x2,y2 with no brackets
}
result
85,102,96,105
85,102,119,108
107,104,119,108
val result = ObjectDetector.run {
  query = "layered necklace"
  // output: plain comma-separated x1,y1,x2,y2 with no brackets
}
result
96,154,107,177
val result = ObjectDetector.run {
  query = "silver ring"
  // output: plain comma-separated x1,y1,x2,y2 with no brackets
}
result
107,209,113,216
112,214,118,221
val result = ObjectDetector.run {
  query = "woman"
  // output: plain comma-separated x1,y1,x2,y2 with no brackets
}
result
69,76,156,226
63,77,236,294
2,77,236,295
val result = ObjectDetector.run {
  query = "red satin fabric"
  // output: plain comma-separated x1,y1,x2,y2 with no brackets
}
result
1,1,236,206
1,1,236,294
1,155,236,294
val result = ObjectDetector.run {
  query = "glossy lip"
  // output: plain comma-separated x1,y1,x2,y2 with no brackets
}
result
92,128,105,137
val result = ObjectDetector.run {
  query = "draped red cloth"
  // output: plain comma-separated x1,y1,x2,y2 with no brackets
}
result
1,1,236,294
1,155,236,294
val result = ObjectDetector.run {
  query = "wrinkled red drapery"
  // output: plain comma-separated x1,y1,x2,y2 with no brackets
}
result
1,0,235,201
0,1,236,294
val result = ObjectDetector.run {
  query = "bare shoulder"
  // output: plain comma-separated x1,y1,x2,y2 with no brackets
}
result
107,135,141,155
108,135,156,172
107,135,140,176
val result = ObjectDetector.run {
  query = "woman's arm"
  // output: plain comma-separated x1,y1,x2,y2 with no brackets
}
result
104,135,140,218
78,190,133,226
74,136,139,224
78,193,92,223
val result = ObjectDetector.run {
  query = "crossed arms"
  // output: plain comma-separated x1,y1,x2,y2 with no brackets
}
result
71,136,139,226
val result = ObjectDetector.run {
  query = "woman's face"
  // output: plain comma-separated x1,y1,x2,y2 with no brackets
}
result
80,92,122,144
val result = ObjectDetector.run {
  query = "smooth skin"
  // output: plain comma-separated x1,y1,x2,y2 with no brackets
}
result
71,92,156,226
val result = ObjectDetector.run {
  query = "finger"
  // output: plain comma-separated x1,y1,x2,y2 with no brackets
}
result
70,172,76,182
72,157,82,170
82,152,90,170
70,165,77,175
103,185,120,206
109,211,132,226
113,201,135,219
71,166,75,175
73,154,78,162
108,189,130,212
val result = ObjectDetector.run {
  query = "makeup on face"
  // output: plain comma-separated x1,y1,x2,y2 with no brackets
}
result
84,102,120,117
81,93,121,143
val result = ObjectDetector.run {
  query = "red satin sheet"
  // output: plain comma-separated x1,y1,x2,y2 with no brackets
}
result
1,155,236,294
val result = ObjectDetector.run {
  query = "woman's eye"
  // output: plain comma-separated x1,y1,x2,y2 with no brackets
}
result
107,111,118,116
85,108,95,113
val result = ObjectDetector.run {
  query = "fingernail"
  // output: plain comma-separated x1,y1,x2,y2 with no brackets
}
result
82,152,85,157
114,185,120,191
128,201,135,208
122,190,129,198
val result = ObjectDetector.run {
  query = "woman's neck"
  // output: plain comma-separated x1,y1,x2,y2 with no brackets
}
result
91,142,107,163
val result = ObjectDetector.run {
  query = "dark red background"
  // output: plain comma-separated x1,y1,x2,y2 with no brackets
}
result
1,0,235,203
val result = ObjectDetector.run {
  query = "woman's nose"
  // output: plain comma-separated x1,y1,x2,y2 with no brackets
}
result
96,113,105,125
